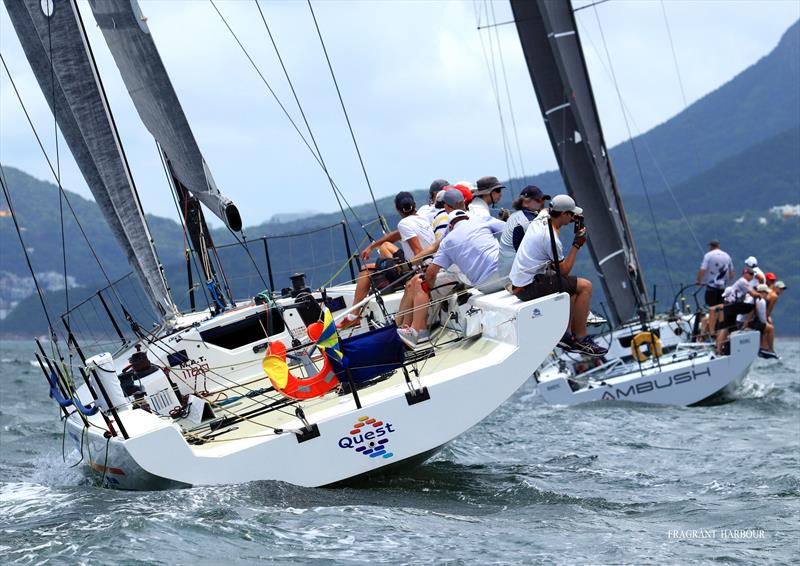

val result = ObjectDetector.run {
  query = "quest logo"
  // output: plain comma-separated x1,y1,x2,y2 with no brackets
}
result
338,415,395,460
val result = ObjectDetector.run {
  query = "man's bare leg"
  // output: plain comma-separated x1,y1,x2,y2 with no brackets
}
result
571,278,592,339
762,323,774,351
568,294,577,336
395,277,418,328
716,328,729,354
350,263,376,313
410,280,429,332
379,242,398,259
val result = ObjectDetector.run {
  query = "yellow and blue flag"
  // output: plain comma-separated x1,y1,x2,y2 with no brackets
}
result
308,307,346,366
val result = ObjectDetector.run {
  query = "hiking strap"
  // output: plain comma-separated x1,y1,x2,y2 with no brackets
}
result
547,218,564,293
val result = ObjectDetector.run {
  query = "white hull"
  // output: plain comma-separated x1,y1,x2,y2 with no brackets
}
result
536,330,759,406
65,291,570,489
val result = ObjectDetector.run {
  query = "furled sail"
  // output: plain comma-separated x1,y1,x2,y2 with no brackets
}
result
88,0,242,232
4,0,176,321
510,0,649,325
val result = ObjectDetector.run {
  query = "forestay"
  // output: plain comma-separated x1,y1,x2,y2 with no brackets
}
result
510,0,649,325
4,0,176,321
88,0,242,231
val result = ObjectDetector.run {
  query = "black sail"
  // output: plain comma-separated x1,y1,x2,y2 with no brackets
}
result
88,0,242,231
4,0,176,321
510,0,648,324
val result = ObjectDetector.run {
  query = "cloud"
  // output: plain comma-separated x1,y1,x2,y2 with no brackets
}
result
2,0,797,229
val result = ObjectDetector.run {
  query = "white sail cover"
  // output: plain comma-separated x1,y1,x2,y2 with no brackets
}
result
88,0,242,232
4,0,176,321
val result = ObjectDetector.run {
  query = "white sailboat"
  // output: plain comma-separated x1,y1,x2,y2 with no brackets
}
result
508,0,759,406
4,0,569,488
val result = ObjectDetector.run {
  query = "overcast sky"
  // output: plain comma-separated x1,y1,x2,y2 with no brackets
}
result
1,0,798,228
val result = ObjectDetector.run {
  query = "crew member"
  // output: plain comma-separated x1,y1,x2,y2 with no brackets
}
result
763,280,787,356
713,267,758,353
742,284,776,359
469,176,505,218
497,186,549,281
695,239,733,306
509,195,606,356
418,179,449,225
395,188,468,332
340,191,435,329
398,190,505,347
744,256,766,285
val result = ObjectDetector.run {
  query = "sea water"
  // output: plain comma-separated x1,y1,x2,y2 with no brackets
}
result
1,339,798,564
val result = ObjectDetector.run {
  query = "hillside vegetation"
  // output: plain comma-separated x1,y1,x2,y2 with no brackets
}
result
1,20,798,337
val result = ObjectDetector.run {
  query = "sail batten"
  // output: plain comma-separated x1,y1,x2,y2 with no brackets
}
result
88,0,242,232
510,0,649,324
4,0,176,321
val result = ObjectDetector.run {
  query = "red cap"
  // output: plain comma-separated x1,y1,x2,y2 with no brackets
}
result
451,184,474,204
765,272,777,281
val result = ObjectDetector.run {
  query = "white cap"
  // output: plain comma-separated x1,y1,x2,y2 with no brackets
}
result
550,194,579,213
756,283,770,293
745,256,758,268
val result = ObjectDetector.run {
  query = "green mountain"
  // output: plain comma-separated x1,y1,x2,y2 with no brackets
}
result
624,125,800,218
0,166,188,283
1,20,798,338
3,158,797,338
516,19,800,198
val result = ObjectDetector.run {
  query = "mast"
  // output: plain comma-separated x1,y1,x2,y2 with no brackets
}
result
88,0,242,232
4,0,177,322
510,0,649,325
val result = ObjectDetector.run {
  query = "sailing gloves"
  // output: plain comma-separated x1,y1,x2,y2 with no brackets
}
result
573,227,587,249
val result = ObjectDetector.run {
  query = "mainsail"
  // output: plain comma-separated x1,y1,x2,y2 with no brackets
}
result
5,0,176,321
510,0,649,325
88,0,242,232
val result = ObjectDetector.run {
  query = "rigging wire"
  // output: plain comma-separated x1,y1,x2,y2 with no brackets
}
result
225,228,270,293
0,169,57,339
247,0,363,252
0,54,124,301
659,0,703,174
659,0,690,110
157,143,213,311
306,0,384,230
44,8,70,332
73,0,175,315
476,0,516,190
574,19,704,255
488,0,527,178
589,5,677,294
484,0,517,186
573,0,612,13
209,0,371,245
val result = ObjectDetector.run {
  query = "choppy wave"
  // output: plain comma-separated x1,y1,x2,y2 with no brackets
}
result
1,339,798,564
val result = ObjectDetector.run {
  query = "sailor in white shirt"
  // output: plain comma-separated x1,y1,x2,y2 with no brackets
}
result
417,179,449,225
398,189,506,347
742,284,775,357
695,239,733,306
498,185,549,280
711,267,758,353
468,176,505,218
509,195,606,356
430,190,450,242
428,214,505,291
744,256,766,286
341,191,435,329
